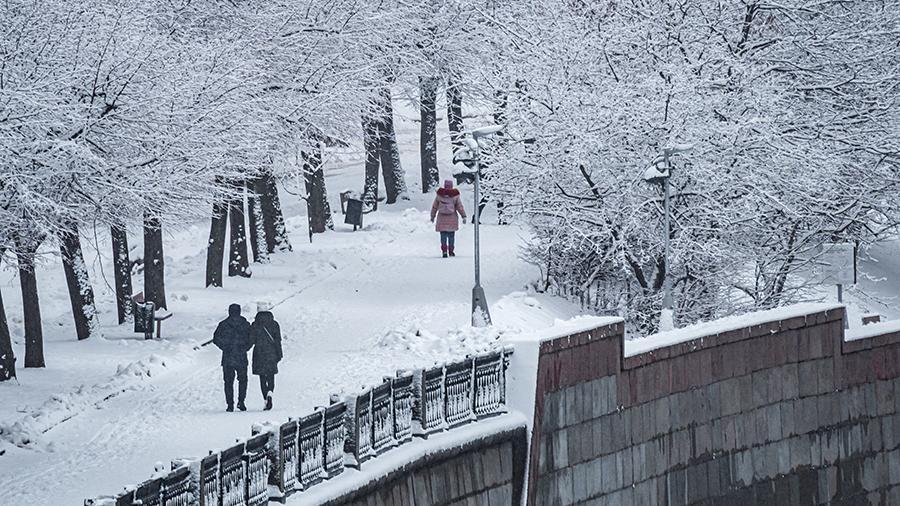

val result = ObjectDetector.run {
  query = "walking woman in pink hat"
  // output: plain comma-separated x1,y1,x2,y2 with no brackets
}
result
430,179,467,258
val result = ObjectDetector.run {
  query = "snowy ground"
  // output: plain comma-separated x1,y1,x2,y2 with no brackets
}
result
0,102,583,504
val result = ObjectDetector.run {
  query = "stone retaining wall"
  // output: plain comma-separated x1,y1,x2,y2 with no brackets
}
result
325,425,527,506
530,307,900,505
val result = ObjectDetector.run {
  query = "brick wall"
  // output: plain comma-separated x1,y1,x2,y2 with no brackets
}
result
325,425,527,506
530,306,900,505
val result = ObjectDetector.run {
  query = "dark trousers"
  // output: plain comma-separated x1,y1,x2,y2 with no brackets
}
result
440,231,456,251
223,365,248,407
259,374,275,399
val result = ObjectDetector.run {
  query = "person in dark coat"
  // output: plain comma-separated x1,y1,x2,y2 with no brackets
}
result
250,301,282,411
213,303,252,412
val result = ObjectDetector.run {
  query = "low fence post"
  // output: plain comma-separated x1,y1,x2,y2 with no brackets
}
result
392,371,415,445
298,409,325,488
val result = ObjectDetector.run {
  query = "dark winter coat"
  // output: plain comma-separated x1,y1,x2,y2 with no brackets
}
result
213,311,252,368
431,187,466,232
250,311,283,375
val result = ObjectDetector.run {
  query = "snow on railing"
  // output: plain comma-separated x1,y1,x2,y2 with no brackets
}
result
84,348,512,505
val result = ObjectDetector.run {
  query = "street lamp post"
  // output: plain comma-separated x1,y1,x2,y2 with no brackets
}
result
454,126,503,327
643,144,693,331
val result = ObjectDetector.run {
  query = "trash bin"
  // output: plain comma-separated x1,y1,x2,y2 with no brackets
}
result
134,301,155,339
344,198,364,231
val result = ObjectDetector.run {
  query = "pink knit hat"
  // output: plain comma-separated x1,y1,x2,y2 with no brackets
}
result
443,179,453,189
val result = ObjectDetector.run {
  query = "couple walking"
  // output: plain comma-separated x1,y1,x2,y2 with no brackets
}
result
212,302,282,412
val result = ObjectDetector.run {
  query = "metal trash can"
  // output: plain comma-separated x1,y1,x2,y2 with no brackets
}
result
344,198,364,231
134,302,155,339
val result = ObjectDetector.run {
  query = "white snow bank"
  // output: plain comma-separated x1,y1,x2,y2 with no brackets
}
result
0,353,180,450
845,318,900,342
376,323,506,359
626,303,844,357
288,413,527,505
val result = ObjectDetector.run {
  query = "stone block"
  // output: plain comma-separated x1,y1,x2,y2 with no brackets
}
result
721,378,741,416
600,453,617,494
597,415,613,456
783,363,800,400
732,449,754,487
818,358,835,395
553,429,569,471
738,374,755,412
789,435,811,470
572,461,589,503
798,361,819,398
556,467,574,506
877,379,896,417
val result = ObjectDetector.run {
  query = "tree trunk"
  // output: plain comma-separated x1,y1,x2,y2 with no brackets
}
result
0,250,15,381
247,181,267,263
377,87,407,203
361,115,381,211
264,175,292,252
446,77,465,157
143,213,167,310
228,180,251,278
303,146,333,234
59,223,98,340
205,199,228,287
420,76,440,193
111,225,134,323
16,237,44,368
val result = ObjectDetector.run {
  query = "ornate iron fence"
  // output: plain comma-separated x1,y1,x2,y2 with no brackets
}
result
392,372,415,444
415,365,446,437
199,454,219,506
371,380,395,454
445,358,476,427
219,443,245,506
85,348,512,505
161,465,192,506
323,401,347,479
298,409,325,488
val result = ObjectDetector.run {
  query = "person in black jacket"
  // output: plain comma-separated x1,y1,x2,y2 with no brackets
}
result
213,303,252,412
250,301,282,411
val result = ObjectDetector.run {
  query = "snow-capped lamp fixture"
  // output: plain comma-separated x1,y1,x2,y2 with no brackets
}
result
452,125,504,328
644,143,694,332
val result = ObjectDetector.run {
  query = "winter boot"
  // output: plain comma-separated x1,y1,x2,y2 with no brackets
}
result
265,393,273,411
448,247,455,257
441,244,448,258
237,402,247,412
226,404,234,412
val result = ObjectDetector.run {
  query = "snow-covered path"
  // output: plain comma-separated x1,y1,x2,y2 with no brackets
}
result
0,105,581,504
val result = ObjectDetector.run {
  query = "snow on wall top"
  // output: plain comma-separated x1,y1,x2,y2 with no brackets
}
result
504,315,623,345
845,318,900,342
625,303,844,357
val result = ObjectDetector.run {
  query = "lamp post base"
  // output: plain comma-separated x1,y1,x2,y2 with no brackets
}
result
472,285,492,327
